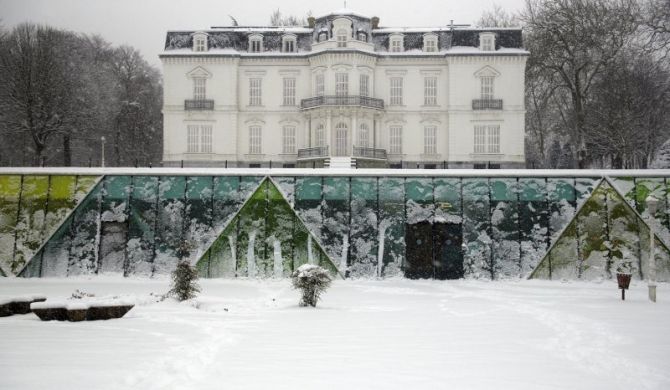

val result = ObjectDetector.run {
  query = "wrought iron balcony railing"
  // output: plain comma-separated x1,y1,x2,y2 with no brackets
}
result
185,99,214,110
301,95,384,110
353,147,387,160
472,99,503,110
297,146,329,159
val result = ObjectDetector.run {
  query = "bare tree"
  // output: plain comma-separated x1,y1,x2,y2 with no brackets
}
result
585,53,670,168
475,4,521,27
0,24,81,165
0,24,162,167
269,9,312,26
644,0,670,59
521,0,641,168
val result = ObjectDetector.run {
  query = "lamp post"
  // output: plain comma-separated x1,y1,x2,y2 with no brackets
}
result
100,136,106,168
646,195,659,303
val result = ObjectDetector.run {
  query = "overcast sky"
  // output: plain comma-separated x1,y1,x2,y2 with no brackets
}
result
0,0,525,69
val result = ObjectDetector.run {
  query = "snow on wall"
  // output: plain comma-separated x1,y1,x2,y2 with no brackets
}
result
7,172,670,281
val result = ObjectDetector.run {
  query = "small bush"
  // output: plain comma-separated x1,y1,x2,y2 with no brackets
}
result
169,261,201,301
291,264,332,307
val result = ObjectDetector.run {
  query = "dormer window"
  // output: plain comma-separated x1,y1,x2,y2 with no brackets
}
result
193,33,208,52
480,33,495,51
423,34,438,52
390,34,404,52
337,29,348,47
282,34,296,53
318,31,328,42
357,31,367,42
249,34,263,53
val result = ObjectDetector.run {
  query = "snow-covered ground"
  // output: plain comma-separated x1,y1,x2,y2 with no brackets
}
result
1,277,669,390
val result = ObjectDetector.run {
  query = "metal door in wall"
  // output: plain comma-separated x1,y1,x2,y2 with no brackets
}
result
98,221,128,274
335,123,348,156
404,221,463,279
404,221,434,279
433,223,464,280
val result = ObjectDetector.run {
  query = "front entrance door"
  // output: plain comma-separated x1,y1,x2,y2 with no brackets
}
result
404,221,463,279
335,123,348,156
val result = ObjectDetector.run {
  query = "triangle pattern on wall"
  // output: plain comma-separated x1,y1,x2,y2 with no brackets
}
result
530,178,670,281
195,177,343,279
1,175,101,276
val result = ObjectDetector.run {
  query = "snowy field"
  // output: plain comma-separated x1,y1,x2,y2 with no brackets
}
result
1,277,669,390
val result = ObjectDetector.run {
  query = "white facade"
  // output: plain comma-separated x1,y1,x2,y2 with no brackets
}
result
161,9,528,168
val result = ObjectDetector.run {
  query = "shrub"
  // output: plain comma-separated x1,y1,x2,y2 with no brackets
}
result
291,264,332,307
168,261,201,301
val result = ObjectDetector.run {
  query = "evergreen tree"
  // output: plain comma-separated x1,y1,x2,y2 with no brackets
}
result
168,261,201,301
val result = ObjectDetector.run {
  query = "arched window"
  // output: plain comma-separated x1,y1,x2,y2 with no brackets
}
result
315,123,325,147
357,31,367,42
319,31,328,42
335,122,348,156
358,123,370,148
337,29,347,47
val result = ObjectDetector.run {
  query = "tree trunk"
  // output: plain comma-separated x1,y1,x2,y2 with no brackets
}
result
62,133,72,166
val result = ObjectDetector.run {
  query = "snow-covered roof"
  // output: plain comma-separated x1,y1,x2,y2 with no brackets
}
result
1,167,669,178
175,26,313,34
316,8,371,19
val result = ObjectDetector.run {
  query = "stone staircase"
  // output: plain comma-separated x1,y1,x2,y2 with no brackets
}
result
325,156,356,169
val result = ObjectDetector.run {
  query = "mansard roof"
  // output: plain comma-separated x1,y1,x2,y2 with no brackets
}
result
162,9,525,56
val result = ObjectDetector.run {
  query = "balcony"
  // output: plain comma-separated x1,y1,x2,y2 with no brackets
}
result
472,99,503,110
185,99,214,111
301,95,384,110
297,146,329,160
353,147,387,160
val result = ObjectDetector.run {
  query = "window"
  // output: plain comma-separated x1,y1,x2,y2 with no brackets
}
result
359,74,369,97
481,76,494,100
423,35,437,52
390,35,403,52
315,123,325,147
249,35,263,52
282,35,296,52
474,125,500,154
315,74,324,97
282,126,296,154
336,73,348,96
187,124,212,153
424,126,437,154
474,163,487,169
249,78,262,106
319,32,328,42
390,77,403,105
337,29,347,47
357,32,367,41
390,126,402,154
424,77,437,105
358,123,370,148
249,126,262,154
193,77,206,100
480,33,495,51
193,35,207,52
283,78,296,106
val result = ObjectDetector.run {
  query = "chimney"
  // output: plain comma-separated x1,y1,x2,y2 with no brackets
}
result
371,16,380,29
308,17,315,28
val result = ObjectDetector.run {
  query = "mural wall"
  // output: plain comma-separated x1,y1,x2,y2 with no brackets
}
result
1,172,669,281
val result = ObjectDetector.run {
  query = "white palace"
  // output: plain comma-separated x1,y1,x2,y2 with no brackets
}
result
160,8,528,168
